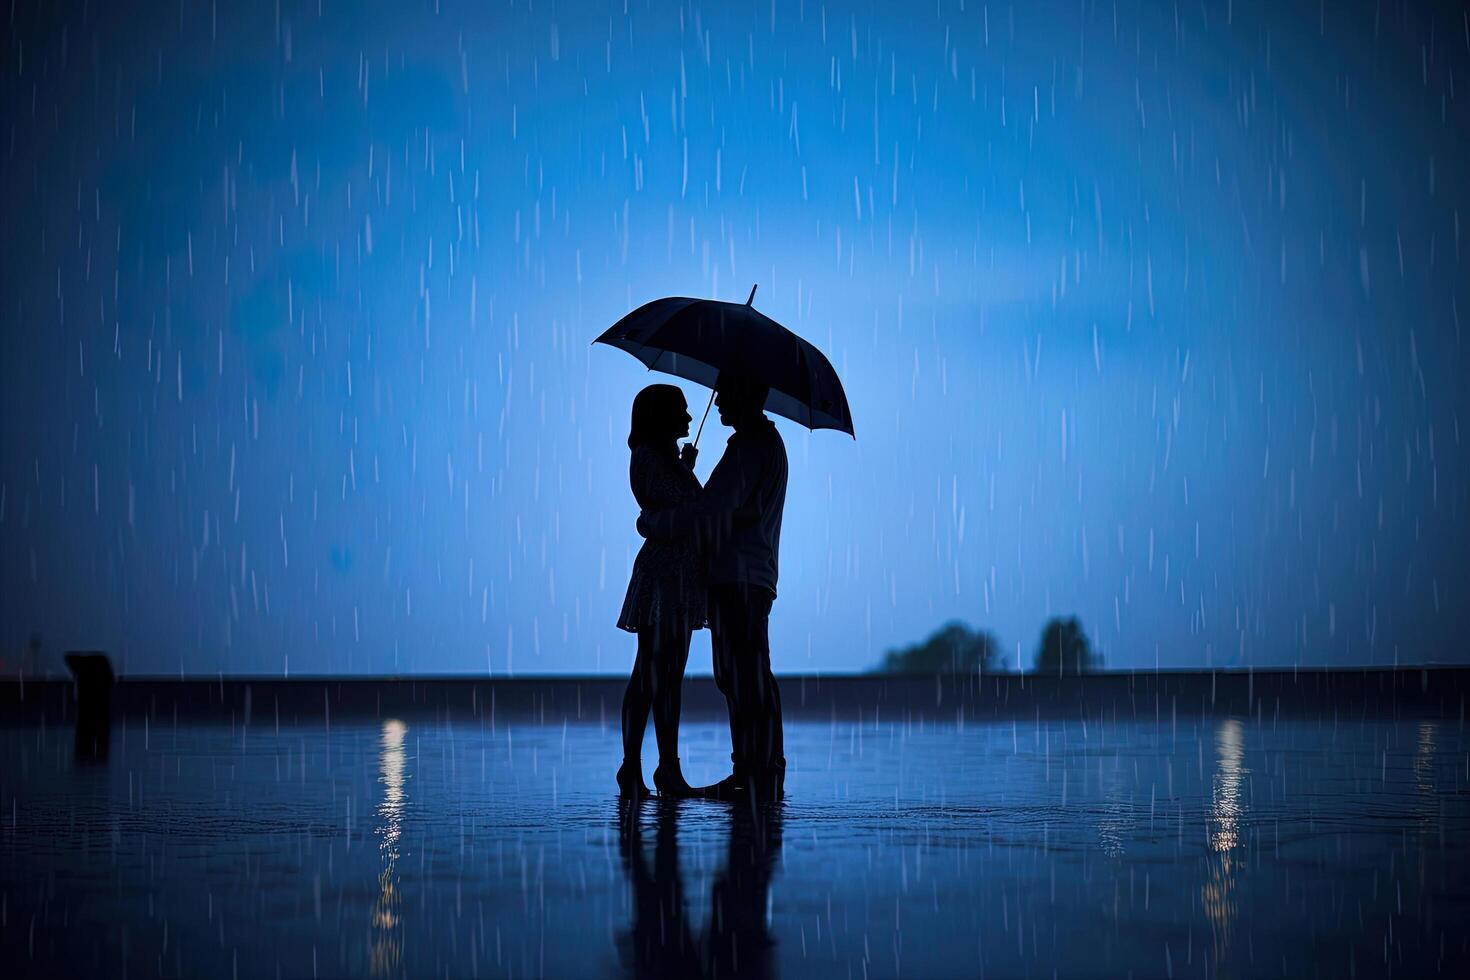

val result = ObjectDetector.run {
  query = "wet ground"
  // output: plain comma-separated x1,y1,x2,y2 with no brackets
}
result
3,713,1467,977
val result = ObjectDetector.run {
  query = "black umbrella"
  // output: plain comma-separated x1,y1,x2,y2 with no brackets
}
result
593,285,855,446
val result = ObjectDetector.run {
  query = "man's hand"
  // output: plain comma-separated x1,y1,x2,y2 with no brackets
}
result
679,444,699,469
635,512,654,539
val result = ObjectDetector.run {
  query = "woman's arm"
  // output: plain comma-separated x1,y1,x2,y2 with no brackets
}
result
636,440,755,543
630,448,701,515
628,448,658,511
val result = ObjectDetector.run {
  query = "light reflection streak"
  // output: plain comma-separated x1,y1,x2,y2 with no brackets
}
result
1209,719,1245,853
1412,720,1440,840
1414,721,1437,797
1095,754,1131,858
1203,718,1247,964
371,719,409,977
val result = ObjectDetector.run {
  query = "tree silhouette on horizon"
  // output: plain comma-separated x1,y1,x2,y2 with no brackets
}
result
1033,617,1101,675
874,621,1005,675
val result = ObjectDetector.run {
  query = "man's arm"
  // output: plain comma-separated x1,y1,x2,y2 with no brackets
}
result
636,440,756,542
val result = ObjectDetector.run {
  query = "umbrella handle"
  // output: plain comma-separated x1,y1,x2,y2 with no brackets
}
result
692,388,715,449
692,284,754,449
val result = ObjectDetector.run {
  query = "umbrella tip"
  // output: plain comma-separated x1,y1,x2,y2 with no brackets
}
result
746,283,758,307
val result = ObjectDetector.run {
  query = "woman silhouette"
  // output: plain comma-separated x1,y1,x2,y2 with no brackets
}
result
616,384,705,797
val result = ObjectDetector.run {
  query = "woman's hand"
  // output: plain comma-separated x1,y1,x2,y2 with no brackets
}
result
679,444,699,469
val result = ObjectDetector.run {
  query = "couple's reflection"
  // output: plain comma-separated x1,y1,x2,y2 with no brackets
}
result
618,799,784,979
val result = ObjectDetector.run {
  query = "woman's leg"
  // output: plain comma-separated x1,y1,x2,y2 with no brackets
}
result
621,631,659,765
650,624,693,767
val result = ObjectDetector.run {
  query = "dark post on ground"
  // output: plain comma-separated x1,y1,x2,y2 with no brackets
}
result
63,652,114,762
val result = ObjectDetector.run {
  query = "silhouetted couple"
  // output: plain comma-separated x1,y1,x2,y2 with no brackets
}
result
616,374,788,801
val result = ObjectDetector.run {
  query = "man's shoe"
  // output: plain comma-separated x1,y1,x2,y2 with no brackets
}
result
697,773,749,801
742,766,784,802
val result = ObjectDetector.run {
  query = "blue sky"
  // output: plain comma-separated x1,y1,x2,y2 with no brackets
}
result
2,0,1466,674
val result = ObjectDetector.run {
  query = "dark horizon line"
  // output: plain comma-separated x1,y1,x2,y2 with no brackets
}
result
8,665,1464,726
10,662,1466,683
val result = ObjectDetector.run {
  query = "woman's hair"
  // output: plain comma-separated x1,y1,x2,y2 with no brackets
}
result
627,383,686,453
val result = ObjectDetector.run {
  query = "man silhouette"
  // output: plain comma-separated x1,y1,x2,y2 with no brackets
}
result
637,373,789,800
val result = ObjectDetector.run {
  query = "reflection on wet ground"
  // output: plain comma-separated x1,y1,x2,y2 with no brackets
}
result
371,720,408,976
2,715,1467,976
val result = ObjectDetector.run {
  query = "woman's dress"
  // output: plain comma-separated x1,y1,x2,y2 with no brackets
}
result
617,447,707,633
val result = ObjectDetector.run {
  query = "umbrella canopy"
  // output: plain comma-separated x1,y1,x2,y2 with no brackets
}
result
593,292,855,437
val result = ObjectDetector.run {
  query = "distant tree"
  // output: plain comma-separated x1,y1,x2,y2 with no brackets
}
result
875,621,1005,675
1033,617,1102,675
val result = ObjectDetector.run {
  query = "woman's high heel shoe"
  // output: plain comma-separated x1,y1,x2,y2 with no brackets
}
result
617,760,650,798
652,759,699,798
